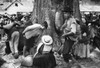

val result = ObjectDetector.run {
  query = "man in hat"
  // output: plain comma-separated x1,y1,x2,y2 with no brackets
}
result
60,7,77,63
23,20,48,56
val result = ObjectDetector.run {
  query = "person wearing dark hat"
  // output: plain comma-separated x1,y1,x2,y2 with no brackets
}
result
22,20,48,57
60,7,78,63
32,35,56,68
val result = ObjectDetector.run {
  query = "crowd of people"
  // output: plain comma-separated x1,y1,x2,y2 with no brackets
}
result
0,12,31,38
0,12,31,24
73,12,100,59
0,11,57,68
0,7,100,68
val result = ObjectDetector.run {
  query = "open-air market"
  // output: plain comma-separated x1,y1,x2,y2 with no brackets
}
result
1,0,100,68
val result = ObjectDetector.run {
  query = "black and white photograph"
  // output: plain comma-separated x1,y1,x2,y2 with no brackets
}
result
0,0,100,68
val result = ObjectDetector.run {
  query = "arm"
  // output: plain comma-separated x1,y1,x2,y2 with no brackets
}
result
23,46,27,57
3,23,14,29
33,42,44,58
62,32,74,37
60,20,67,31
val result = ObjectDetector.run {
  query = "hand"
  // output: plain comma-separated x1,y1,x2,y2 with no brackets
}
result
60,28,63,31
41,26,45,29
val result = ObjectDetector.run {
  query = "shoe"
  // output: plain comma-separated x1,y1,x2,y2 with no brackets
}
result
13,53,19,59
0,58,6,67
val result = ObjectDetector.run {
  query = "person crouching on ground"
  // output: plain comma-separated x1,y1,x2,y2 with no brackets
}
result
22,19,48,57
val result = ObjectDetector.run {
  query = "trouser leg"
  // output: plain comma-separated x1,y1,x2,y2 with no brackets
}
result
9,39,14,54
62,39,74,63
13,31,19,53
9,31,19,54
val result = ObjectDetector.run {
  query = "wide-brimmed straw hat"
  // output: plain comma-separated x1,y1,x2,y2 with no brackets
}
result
41,35,53,45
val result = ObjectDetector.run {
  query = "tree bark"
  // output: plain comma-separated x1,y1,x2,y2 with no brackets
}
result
73,0,83,25
31,0,82,51
31,0,62,51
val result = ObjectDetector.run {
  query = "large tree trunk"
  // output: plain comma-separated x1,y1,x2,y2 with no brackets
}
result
31,0,62,51
73,0,83,25
31,0,82,51
65,0,82,25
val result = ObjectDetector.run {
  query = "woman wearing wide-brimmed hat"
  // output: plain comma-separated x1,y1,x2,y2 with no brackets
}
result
32,35,56,68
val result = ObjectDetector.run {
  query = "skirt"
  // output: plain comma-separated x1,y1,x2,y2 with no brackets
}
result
33,52,56,68
74,43,90,58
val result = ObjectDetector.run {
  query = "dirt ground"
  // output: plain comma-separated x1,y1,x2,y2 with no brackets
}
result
55,57,100,68
1,52,100,68
55,50,100,68
0,41,100,68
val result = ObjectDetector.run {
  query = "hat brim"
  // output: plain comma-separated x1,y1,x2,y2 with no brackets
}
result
62,10,73,12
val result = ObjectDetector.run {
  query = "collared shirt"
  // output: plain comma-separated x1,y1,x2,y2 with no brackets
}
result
65,17,77,34
64,17,80,41
23,23,44,34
